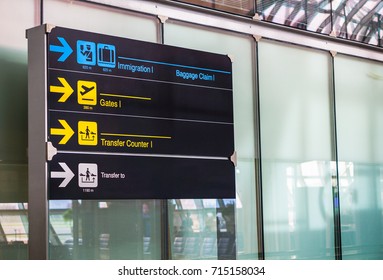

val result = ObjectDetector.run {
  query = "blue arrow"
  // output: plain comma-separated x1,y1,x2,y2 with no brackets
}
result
49,37,73,62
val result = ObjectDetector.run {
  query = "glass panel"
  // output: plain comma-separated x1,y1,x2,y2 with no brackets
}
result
258,40,335,259
0,0,35,260
44,0,160,259
164,21,257,259
334,55,383,259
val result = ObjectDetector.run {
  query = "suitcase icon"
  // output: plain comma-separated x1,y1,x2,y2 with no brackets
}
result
97,44,116,68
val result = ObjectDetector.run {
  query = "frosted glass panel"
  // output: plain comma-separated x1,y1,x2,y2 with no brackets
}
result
334,55,383,259
259,40,335,259
164,21,257,259
44,0,158,42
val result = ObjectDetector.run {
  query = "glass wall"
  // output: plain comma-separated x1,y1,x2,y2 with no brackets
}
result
258,40,335,259
1,0,383,260
334,55,383,259
164,21,258,259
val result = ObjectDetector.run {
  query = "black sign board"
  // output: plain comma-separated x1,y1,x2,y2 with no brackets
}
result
46,26,235,199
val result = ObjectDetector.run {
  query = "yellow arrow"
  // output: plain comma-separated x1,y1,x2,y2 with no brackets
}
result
50,77,74,102
50,119,74,144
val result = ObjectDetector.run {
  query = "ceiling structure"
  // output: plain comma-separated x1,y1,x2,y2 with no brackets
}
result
174,0,383,47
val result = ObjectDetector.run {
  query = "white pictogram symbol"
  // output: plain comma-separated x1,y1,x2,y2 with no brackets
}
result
78,163,98,188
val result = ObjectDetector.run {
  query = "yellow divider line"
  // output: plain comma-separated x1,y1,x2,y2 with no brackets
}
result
101,133,171,139
100,93,151,101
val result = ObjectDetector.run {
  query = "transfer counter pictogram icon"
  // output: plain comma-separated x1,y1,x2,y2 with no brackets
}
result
78,121,98,146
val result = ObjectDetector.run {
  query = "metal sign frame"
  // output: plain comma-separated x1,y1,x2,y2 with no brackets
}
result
27,24,49,260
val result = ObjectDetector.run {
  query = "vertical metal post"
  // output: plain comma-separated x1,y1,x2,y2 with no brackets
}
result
40,0,44,25
330,0,334,36
343,6,348,39
304,0,308,29
377,13,382,47
329,51,343,260
27,25,49,260
72,200,80,259
158,15,171,260
253,35,265,260
160,200,170,260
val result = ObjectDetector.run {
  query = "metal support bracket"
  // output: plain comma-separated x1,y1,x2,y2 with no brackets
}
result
46,142,57,161
158,15,168,24
253,35,262,42
45,23,56,33
253,13,261,21
230,151,237,167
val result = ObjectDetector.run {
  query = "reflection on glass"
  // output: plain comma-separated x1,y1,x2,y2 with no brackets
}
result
174,0,255,16
0,164,28,259
169,199,237,260
332,0,383,44
171,0,383,46
0,203,28,259
259,0,332,34
0,203,28,243
48,200,161,260
170,199,217,260
180,199,197,210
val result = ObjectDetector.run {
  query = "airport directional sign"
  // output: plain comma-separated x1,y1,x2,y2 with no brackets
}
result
45,26,235,200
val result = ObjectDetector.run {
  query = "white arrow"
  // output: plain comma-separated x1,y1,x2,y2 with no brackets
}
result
51,162,75,188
